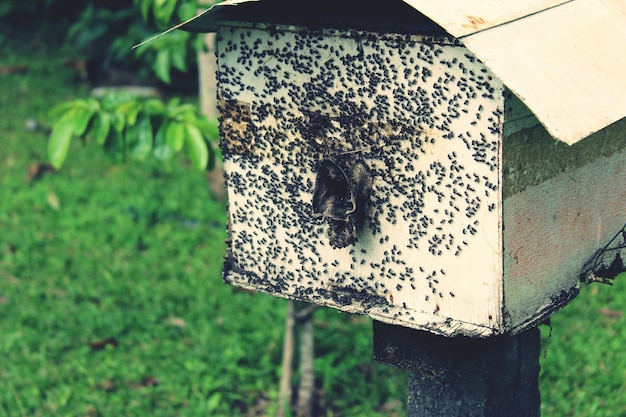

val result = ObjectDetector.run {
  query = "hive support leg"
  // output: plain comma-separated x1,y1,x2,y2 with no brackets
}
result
373,321,541,417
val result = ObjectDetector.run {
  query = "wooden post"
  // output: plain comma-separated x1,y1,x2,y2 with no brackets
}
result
373,321,541,417
198,32,218,119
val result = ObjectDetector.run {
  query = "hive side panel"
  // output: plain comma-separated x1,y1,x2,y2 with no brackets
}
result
503,122,626,331
217,23,505,336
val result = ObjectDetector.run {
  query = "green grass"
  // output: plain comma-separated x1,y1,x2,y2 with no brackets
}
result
1,29,625,417
540,281,626,417
0,31,406,416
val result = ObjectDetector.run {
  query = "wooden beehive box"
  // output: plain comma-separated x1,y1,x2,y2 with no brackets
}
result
179,0,626,337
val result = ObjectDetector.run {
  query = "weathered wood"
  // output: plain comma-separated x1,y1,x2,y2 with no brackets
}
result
295,303,315,417
504,127,626,332
277,301,295,417
218,22,505,337
198,32,219,119
373,321,541,417
215,19,625,337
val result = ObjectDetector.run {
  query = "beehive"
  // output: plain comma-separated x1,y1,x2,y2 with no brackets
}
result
180,0,626,337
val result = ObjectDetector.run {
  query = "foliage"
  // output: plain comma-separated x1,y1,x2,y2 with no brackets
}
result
46,0,219,171
1,0,212,85
0,0,40,19
0,0,84,22
138,0,198,30
65,1,152,75
133,0,214,85
134,28,204,85
47,92,218,171
63,0,206,85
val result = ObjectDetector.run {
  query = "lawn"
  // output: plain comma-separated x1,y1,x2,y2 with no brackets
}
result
1,29,625,417
0,29,406,417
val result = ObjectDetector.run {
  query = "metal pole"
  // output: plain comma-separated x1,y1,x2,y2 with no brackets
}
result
373,321,541,417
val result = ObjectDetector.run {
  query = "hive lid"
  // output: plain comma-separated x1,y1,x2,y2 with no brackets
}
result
153,0,626,145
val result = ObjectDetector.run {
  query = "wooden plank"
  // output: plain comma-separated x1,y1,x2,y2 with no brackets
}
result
504,141,626,330
218,23,505,336
461,0,626,144
402,0,569,37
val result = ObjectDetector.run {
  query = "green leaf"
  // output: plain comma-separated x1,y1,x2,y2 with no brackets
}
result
104,128,126,162
193,117,221,141
100,91,137,111
85,97,100,112
92,112,111,145
125,117,138,154
193,31,209,53
166,97,181,111
48,112,76,169
184,123,209,170
139,0,152,23
72,106,95,137
168,103,197,120
111,111,126,134
116,100,142,126
206,392,222,412
153,121,174,160
154,0,178,29
170,45,187,73
166,121,185,152
154,49,171,84
130,115,154,160
143,98,166,116
48,101,79,121
177,1,196,21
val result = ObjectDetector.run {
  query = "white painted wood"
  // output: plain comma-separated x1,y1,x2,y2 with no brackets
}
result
176,0,626,145
460,0,626,145
218,24,506,336
214,20,626,337
401,0,570,37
